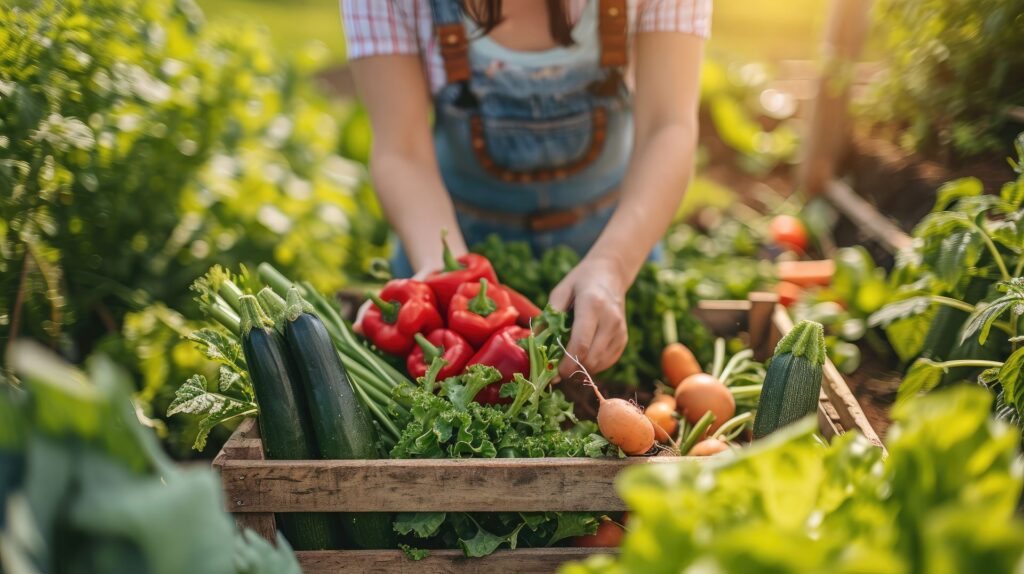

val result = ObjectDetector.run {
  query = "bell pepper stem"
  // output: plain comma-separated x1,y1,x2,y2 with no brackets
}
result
468,278,497,316
414,333,444,364
367,292,401,324
441,228,463,272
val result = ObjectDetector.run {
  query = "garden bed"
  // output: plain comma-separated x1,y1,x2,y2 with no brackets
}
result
212,294,881,574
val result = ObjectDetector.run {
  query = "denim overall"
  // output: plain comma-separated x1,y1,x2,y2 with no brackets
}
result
392,0,634,277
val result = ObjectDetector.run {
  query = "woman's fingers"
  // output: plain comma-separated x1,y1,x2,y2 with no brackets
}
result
588,315,628,374
547,279,575,313
560,303,598,378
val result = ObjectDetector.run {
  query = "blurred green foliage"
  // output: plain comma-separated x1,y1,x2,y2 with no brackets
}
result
2,341,301,573
564,386,1024,574
866,0,1024,160
0,0,386,455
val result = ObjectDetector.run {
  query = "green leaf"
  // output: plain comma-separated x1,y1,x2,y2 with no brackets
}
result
186,328,248,380
394,512,446,538
996,347,1024,412
913,211,971,240
458,522,524,557
546,513,600,546
935,230,983,288
934,177,983,211
896,359,945,407
234,530,303,574
167,375,257,451
1000,179,1024,210
217,366,246,395
399,545,431,561
960,294,1016,345
869,296,933,327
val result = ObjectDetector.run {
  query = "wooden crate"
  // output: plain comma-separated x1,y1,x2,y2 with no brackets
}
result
212,294,882,574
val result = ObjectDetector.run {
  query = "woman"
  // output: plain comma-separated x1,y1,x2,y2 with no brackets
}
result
342,0,708,377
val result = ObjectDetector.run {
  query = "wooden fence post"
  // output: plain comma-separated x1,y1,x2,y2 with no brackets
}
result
798,0,873,196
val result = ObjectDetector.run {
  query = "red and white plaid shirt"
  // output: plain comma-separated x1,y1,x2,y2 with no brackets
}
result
341,0,712,93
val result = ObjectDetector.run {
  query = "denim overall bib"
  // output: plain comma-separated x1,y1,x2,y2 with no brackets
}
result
392,0,634,277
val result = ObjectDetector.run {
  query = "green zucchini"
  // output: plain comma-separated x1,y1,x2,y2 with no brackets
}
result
281,288,396,550
237,296,337,550
753,320,826,439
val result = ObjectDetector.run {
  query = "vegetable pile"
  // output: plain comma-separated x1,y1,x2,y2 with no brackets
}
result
167,246,833,558
361,236,542,404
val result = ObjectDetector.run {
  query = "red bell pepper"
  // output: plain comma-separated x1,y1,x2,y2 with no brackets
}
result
447,278,519,346
406,329,473,381
424,233,499,311
466,325,531,404
502,285,542,327
362,279,443,356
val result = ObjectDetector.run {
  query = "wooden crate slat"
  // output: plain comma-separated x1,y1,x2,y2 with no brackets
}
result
219,457,683,513
297,548,613,574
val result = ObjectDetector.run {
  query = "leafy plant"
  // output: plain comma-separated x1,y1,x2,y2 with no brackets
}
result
2,341,301,574
865,0,1024,160
0,0,372,450
563,386,1024,574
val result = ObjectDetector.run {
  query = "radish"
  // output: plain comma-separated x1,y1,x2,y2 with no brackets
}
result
566,348,656,455
688,438,730,456
595,392,655,455
675,373,736,434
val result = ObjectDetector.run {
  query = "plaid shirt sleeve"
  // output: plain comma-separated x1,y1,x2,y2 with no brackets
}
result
341,0,421,60
636,0,712,38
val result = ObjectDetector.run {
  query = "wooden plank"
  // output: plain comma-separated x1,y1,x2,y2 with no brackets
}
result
798,0,873,195
825,179,913,254
234,513,278,542
747,292,778,361
822,359,886,450
695,299,749,337
222,438,263,462
219,457,684,513
215,420,262,469
297,548,612,574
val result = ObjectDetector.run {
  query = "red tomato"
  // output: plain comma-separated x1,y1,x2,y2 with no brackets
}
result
769,215,808,252
572,519,625,548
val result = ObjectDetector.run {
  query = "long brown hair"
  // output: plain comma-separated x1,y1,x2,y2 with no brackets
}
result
462,1,576,46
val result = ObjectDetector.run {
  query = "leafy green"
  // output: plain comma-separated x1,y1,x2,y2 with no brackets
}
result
387,310,614,556
166,374,256,451
564,386,1024,574
4,341,300,574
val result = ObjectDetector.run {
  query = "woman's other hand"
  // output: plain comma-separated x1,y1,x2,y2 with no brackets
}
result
548,256,629,378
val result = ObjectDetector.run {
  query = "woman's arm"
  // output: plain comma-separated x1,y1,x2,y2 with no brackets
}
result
349,55,467,273
551,32,705,376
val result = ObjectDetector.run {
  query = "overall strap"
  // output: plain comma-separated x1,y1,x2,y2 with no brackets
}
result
597,0,627,69
429,0,477,107
592,0,628,96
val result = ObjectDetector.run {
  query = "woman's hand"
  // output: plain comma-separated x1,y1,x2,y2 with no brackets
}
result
548,256,630,378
